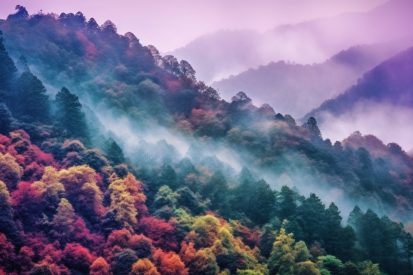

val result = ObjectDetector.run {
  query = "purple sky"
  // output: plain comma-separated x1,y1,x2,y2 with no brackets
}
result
0,0,387,52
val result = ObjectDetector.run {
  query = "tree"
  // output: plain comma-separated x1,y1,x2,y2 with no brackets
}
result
112,249,138,275
108,178,138,232
154,185,178,209
318,256,343,275
303,117,322,140
13,72,50,123
62,242,93,273
130,258,160,275
0,104,13,135
86,18,100,34
55,87,90,144
248,179,276,225
179,60,196,80
50,198,76,244
324,203,343,257
106,139,125,165
295,261,321,275
58,165,104,221
162,55,180,75
0,30,17,99
90,257,111,275
180,242,219,275
153,249,188,275
0,152,23,190
294,241,311,262
122,173,148,216
202,171,229,212
268,228,295,275
277,186,297,221
0,181,21,246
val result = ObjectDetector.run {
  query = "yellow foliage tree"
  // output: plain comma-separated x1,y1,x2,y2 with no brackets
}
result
117,173,147,216
90,257,111,275
32,166,65,202
130,258,160,275
108,178,138,232
0,152,23,190
268,228,295,275
58,165,104,220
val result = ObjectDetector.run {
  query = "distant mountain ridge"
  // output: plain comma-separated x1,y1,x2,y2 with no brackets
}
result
212,37,413,117
170,0,413,83
303,45,413,121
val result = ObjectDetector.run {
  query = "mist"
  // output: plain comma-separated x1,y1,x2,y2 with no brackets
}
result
171,0,413,83
319,102,413,152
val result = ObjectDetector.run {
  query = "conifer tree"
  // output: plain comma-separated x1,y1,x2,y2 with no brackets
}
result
14,72,50,123
0,181,21,245
0,30,17,100
106,139,125,165
55,87,90,144
50,198,76,244
0,104,13,135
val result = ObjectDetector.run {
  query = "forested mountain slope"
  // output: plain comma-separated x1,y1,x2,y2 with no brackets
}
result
1,6,413,275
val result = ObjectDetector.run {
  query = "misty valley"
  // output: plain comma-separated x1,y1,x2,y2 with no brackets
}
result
1,2,413,275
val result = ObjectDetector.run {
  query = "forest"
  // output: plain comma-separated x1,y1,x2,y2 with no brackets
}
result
1,5,413,275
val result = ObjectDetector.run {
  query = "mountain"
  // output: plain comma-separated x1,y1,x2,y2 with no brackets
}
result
170,0,413,83
212,38,413,118
302,46,413,150
1,6,413,275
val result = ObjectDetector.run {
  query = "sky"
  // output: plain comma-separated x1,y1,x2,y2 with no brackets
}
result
0,0,387,52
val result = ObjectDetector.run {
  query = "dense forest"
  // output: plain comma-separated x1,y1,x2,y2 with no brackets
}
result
1,5,413,275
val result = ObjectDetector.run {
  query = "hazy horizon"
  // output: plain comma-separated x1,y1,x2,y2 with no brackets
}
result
0,0,387,52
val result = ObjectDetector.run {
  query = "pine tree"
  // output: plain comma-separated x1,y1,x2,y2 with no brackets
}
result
13,72,50,123
0,103,13,135
106,139,125,165
0,30,17,102
55,87,90,144
0,181,21,246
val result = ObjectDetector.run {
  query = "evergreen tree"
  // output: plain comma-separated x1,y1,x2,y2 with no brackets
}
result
277,186,297,221
0,103,13,135
247,179,276,225
13,72,50,123
55,87,90,144
0,181,21,246
50,198,76,244
0,30,17,101
106,139,125,165
324,203,343,256
202,171,229,212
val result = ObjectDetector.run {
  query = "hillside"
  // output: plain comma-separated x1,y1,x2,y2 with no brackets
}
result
1,5,413,275
212,38,413,117
170,0,413,83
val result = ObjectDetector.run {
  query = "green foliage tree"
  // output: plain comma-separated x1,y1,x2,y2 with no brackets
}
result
0,30,17,99
13,72,50,123
55,87,90,144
